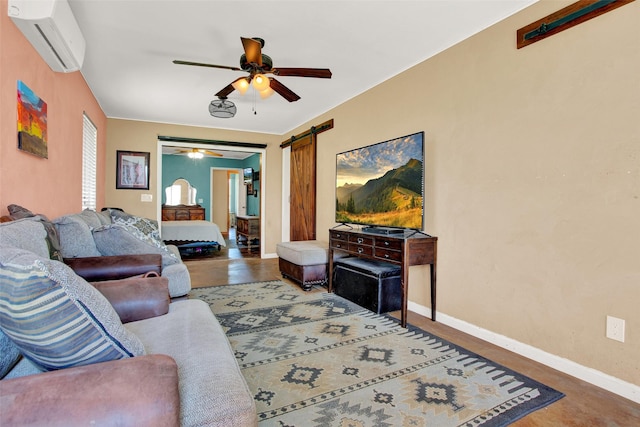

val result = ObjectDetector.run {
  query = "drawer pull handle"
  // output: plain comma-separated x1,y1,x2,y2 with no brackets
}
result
384,254,390,258
357,238,363,243
384,241,390,246
336,234,341,238
336,244,342,248
358,247,363,254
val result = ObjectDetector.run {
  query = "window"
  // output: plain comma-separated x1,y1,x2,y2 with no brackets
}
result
82,113,97,210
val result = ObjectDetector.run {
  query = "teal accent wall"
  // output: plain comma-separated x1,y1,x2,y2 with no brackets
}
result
245,153,261,216
162,153,261,221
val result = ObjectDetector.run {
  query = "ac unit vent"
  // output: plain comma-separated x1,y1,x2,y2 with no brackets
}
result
35,23,69,70
8,0,85,73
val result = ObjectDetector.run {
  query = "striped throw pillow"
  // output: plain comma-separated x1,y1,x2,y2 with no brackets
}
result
0,246,145,371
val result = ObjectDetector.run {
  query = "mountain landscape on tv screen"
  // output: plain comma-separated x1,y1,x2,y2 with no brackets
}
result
336,158,423,228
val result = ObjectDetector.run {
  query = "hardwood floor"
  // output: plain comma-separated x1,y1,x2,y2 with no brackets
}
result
183,254,640,426
182,227,263,287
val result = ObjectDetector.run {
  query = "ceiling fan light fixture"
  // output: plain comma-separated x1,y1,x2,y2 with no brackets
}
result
187,151,204,159
259,86,274,99
209,98,237,118
232,77,250,94
252,73,270,91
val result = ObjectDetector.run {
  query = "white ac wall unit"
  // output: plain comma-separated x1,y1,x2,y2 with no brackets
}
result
8,0,85,73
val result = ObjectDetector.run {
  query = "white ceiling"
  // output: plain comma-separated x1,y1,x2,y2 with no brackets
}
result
68,0,537,136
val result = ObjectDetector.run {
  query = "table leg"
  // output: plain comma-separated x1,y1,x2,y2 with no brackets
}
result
327,249,334,293
430,262,437,321
401,263,408,328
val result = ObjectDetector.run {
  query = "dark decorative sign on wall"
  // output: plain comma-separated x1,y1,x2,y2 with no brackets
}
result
517,0,635,49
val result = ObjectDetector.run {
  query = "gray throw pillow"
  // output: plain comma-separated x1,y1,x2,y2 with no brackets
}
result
7,204,36,219
97,210,112,225
75,209,106,228
92,224,179,267
6,205,63,261
0,218,50,259
53,215,101,258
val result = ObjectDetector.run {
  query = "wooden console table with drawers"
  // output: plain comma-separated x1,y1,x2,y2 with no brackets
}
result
236,215,260,250
328,228,437,327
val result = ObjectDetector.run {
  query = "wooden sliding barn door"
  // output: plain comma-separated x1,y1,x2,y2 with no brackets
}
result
290,134,317,241
282,119,333,242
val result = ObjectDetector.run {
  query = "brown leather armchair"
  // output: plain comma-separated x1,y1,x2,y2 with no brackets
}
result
0,276,180,427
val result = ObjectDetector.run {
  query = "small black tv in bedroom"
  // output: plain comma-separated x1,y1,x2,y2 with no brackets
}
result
335,131,424,233
243,167,253,184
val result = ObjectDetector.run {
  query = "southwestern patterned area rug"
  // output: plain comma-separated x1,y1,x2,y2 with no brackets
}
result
190,281,563,427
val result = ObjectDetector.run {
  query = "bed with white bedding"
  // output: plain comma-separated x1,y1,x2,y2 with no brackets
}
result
161,220,226,247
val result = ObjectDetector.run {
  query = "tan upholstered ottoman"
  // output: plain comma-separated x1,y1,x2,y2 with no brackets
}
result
276,240,329,291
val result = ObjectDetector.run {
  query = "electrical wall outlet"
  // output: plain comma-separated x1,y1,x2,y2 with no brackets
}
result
140,194,153,202
606,316,625,342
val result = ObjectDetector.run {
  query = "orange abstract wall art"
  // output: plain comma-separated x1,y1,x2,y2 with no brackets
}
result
17,80,48,159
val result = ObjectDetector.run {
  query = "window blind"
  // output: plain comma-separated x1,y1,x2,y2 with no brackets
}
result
82,113,97,210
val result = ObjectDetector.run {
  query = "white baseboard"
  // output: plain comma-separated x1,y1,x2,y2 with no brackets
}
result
408,301,640,404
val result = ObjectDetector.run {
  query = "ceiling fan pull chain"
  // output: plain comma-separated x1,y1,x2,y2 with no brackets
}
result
253,90,257,115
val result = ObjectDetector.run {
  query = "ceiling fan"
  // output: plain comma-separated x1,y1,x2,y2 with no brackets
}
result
173,37,332,102
174,148,223,159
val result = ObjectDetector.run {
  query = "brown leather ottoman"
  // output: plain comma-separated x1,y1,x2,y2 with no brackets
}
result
276,240,329,291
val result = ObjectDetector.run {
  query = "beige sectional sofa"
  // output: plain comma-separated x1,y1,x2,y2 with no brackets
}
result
0,211,257,426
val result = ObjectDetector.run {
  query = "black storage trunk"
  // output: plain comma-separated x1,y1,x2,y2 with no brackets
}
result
333,257,402,314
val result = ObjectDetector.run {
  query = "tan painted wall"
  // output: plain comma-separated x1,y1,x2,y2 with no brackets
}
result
212,169,229,232
104,119,283,253
0,0,107,218
288,1,640,385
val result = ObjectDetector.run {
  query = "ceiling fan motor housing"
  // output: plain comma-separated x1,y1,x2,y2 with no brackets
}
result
240,54,273,72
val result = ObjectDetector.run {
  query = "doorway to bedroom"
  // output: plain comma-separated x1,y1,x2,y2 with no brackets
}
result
158,138,265,260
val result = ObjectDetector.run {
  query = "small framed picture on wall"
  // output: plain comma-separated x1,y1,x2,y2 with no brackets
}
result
116,150,150,189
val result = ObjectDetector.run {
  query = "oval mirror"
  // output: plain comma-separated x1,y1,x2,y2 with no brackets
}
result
165,178,197,205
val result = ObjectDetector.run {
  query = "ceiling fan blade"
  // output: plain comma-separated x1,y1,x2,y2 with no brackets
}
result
173,60,242,72
175,148,224,157
215,83,236,98
241,37,262,66
203,150,223,157
270,78,300,102
271,67,332,79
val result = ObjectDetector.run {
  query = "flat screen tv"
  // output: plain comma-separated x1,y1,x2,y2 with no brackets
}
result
335,131,424,231
243,167,253,184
